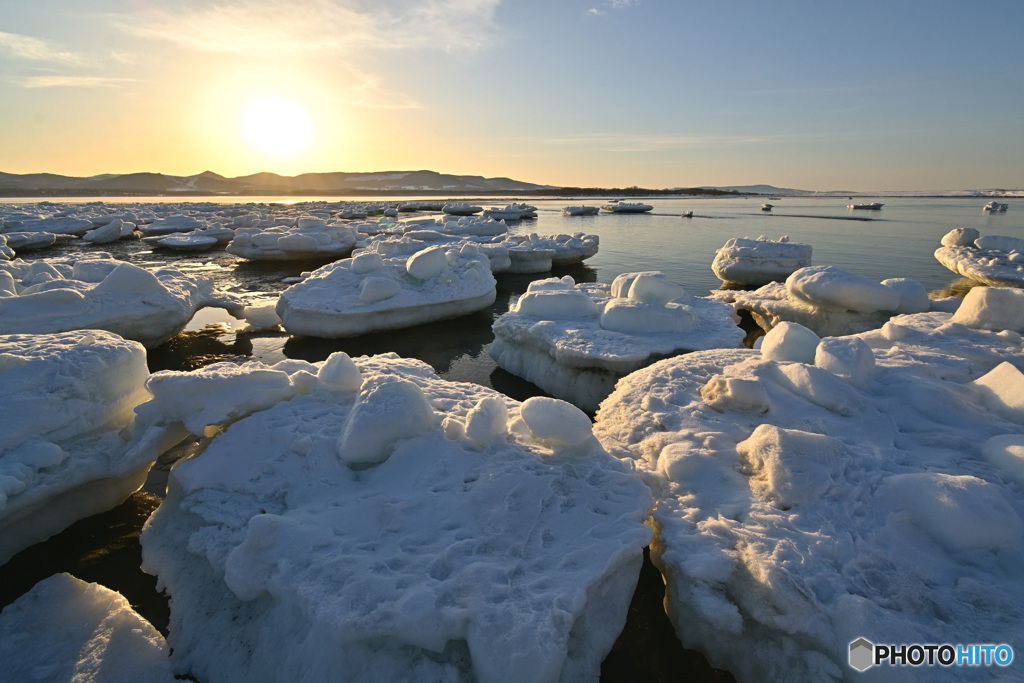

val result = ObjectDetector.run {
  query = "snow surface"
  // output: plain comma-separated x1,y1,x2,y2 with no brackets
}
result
593,307,1024,682
714,265,954,337
935,228,1024,286
0,330,172,565
139,352,652,683
276,243,496,337
490,273,744,412
711,236,812,286
0,253,243,347
0,573,175,682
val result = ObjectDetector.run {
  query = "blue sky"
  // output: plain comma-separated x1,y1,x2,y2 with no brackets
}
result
0,0,1021,191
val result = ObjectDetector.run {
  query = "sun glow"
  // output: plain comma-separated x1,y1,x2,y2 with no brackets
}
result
242,96,313,156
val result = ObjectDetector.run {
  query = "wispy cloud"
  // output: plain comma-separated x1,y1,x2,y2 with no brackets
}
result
547,132,807,152
586,0,639,17
115,0,503,56
0,31,88,65
15,75,137,89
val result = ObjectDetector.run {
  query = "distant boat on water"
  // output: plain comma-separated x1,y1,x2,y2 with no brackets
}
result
601,201,653,213
563,205,600,216
847,202,884,210
681,210,693,218
983,201,1009,212
761,203,773,212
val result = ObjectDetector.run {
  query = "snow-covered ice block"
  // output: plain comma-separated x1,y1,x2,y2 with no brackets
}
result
2,231,57,251
0,330,160,564
950,286,1024,332
970,361,1024,422
594,338,1024,682
711,236,812,286
935,229,1024,286
227,222,356,260
0,573,175,682
759,320,820,363
714,265,937,337
138,214,206,236
140,353,651,683
0,254,243,347
276,245,496,337
491,274,744,412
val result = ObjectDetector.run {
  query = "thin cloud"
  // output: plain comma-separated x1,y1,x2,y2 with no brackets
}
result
546,132,827,152
114,0,503,56
16,75,137,89
0,31,88,65
587,0,638,17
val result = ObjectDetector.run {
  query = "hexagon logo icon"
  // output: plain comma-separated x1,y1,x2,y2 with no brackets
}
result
849,638,874,672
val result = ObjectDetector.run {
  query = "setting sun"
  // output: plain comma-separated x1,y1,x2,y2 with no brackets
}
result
242,96,312,156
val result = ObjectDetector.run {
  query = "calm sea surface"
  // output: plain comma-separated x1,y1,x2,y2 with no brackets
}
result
1,195,1021,680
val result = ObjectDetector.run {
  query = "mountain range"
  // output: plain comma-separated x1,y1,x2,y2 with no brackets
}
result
0,170,557,196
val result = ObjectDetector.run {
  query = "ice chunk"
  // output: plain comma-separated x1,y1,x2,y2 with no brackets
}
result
880,277,930,314
626,273,687,305
518,396,593,448
879,473,1023,552
970,361,1024,421
0,574,175,682
940,227,979,247
950,286,1024,332
700,376,771,414
317,352,363,393
814,336,875,388
787,265,900,313
350,251,384,274
336,377,435,465
358,276,401,304
464,395,510,445
406,245,448,280
980,434,1024,487
759,321,820,363
711,236,812,286
600,298,698,334
738,424,842,508
515,288,600,319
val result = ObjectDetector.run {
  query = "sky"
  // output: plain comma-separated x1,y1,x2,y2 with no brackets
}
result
0,0,1021,192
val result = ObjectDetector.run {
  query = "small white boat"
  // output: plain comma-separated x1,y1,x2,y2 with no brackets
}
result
442,202,483,216
761,203,773,212
983,201,1009,212
601,202,653,213
847,202,884,210
563,205,600,216
681,210,693,218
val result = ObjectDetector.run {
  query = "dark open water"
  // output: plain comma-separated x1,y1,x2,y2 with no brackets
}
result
1,195,1020,681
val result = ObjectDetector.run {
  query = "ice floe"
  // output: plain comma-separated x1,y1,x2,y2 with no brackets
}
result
0,253,243,347
490,273,744,412
0,573,175,682
594,303,1024,682
934,228,1024,286
226,219,357,261
0,330,171,564
139,352,652,682
711,236,812,286
276,243,496,337
714,264,956,337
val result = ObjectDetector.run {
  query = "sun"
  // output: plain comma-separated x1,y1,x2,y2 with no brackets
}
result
242,96,313,156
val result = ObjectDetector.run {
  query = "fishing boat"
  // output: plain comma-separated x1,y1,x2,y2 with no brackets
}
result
601,201,653,213
681,210,693,218
761,203,773,212
983,201,1009,212
847,202,884,210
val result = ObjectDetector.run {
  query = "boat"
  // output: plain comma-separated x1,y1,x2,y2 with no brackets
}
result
847,202,884,210
761,203,773,212
601,202,653,213
442,202,483,216
563,205,600,216
983,201,1009,212
681,210,693,218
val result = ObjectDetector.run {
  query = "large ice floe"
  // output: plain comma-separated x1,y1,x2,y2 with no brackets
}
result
138,352,652,682
934,227,1024,286
226,218,358,260
0,253,242,347
0,573,175,682
715,264,957,337
490,272,745,412
711,236,813,286
276,243,497,337
0,330,174,565
593,289,1024,682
